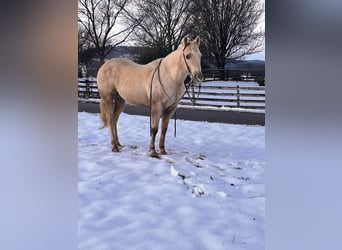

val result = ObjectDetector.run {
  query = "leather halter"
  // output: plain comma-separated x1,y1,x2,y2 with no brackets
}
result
182,43,192,76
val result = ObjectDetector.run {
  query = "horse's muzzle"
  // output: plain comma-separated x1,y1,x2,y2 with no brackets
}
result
193,72,203,82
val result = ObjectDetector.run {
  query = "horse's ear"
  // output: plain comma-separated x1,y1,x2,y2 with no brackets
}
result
182,36,189,46
194,36,200,46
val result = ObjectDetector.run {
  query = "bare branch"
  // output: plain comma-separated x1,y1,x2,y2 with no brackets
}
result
191,0,264,69
125,0,193,59
78,0,136,65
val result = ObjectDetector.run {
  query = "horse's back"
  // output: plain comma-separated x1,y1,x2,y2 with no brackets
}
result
97,58,135,83
97,58,156,106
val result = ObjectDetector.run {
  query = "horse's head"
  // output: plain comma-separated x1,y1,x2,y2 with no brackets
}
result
181,36,203,82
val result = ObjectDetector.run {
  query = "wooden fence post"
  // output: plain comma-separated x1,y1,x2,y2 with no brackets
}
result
85,78,89,99
237,85,240,107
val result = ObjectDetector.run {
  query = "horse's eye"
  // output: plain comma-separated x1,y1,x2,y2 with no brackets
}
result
185,54,191,59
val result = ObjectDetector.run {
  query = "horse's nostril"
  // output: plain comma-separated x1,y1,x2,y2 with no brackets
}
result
193,72,203,82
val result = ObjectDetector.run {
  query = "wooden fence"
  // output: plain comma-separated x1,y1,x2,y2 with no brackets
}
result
203,69,265,85
78,78,265,110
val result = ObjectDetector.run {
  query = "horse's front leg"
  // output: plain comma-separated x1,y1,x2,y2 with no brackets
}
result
159,107,177,155
149,104,162,157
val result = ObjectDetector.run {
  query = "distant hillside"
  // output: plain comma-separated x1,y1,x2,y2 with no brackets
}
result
105,46,134,59
79,46,135,64
226,60,265,71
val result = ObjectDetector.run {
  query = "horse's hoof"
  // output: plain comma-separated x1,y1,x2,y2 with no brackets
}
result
160,149,167,155
112,147,120,152
150,151,159,158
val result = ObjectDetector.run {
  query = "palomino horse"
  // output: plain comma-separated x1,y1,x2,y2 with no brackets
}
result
97,36,203,157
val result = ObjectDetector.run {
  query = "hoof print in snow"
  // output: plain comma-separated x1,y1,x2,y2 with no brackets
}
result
195,153,206,160
178,173,187,180
163,157,176,164
191,186,205,197
185,157,204,168
129,145,138,149
236,176,250,181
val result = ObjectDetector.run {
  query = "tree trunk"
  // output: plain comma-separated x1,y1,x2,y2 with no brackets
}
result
217,60,226,80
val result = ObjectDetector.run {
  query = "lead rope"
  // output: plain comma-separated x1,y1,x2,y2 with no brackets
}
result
173,78,194,137
174,45,194,137
174,111,177,137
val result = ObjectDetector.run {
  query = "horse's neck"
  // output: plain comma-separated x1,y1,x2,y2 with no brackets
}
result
163,50,188,83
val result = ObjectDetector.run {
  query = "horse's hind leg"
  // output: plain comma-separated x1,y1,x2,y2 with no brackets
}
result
113,94,125,148
101,95,120,152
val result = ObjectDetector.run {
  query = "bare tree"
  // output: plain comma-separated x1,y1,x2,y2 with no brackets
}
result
78,0,140,65
128,0,193,60
78,25,93,65
191,0,264,70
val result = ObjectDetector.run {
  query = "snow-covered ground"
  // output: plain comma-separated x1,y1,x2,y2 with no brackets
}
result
78,112,265,250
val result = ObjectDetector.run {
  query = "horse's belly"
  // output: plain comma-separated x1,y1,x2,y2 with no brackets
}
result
117,87,149,107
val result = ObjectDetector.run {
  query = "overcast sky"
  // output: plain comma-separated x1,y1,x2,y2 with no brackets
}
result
247,2,265,61
246,50,265,61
